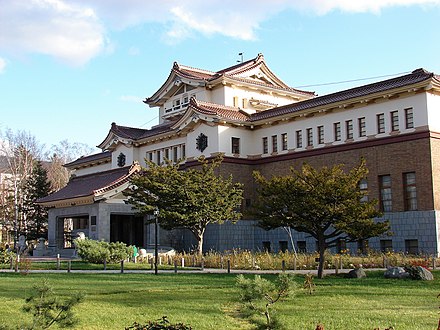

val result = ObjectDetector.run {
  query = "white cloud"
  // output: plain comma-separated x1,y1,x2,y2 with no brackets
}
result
0,0,439,64
0,57,6,73
0,0,106,66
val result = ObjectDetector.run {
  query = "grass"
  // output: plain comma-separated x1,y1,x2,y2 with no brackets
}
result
0,271,438,330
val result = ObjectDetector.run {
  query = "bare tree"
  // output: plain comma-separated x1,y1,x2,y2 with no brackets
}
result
0,129,43,249
46,140,94,191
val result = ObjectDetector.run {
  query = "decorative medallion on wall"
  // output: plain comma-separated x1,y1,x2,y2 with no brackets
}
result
117,152,126,167
196,133,208,152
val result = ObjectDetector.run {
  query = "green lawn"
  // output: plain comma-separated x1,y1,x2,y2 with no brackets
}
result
0,271,438,330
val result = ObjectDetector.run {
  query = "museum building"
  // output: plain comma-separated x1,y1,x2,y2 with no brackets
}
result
37,54,440,257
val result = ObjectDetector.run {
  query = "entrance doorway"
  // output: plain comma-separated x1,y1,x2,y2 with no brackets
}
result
110,214,144,247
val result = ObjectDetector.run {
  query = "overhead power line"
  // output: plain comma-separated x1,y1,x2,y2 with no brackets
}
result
294,71,412,89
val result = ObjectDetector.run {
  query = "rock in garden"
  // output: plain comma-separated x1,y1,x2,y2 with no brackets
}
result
384,267,409,279
405,266,434,280
347,268,366,278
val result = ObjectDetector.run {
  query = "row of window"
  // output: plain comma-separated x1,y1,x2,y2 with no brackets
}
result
146,144,186,164
262,238,419,254
261,108,414,153
379,172,417,212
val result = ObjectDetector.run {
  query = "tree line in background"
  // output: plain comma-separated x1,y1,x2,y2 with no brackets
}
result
0,128,94,249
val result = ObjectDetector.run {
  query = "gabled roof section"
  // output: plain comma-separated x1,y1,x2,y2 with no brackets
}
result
64,151,111,170
37,163,140,207
250,68,438,122
97,121,177,150
145,53,315,107
171,98,250,131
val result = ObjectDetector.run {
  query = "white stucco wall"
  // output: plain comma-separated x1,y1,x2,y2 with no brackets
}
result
73,163,112,177
427,92,440,133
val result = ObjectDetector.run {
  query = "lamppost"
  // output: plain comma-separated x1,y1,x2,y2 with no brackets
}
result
153,207,159,275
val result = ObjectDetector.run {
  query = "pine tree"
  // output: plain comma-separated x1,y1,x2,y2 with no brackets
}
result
22,161,51,240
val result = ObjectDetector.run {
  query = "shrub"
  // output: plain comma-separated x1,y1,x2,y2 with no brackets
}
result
0,249,16,264
74,238,133,264
126,316,192,330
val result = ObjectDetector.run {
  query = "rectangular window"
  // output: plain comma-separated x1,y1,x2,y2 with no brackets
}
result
233,96,239,107
281,133,288,151
358,117,366,137
181,144,186,159
231,137,240,154
334,122,341,141
317,126,324,144
405,108,414,129
262,137,268,154
173,147,178,162
156,150,161,164
242,98,247,109
164,148,169,160
262,241,271,253
391,111,399,131
279,241,288,253
346,120,353,140
337,239,347,253
405,239,418,255
357,239,368,255
272,135,278,153
296,130,303,148
379,175,392,212
297,241,307,253
377,113,385,134
148,152,153,162
403,172,417,211
359,179,368,203
306,128,313,147
380,239,393,252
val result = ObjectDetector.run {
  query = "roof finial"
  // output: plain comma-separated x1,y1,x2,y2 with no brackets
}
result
237,52,243,63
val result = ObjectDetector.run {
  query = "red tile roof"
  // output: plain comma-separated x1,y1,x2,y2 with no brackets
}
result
190,99,250,122
249,68,436,121
37,166,132,204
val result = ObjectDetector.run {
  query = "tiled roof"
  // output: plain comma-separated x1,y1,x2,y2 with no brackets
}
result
64,151,111,168
109,121,176,141
37,166,131,203
190,99,250,122
250,68,435,122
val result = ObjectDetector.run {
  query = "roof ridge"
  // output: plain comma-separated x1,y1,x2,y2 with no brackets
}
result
174,62,216,76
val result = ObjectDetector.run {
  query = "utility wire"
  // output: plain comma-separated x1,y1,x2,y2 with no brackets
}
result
140,115,159,128
294,71,412,89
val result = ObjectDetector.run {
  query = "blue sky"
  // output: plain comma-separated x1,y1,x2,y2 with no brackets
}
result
0,0,439,154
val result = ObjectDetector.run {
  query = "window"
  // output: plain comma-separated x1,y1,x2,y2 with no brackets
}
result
262,137,268,154
242,98,247,108
380,239,393,252
173,147,178,162
172,99,181,110
334,122,341,141
377,113,385,134
357,239,368,255
379,175,392,212
297,241,307,253
391,111,399,131
156,150,161,164
346,120,353,140
405,108,414,129
403,172,417,211
147,152,153,162
337,239,347,253
359,179,368,203
279,241,288,253
281,133,288,151
262,241,271,253
164,148,169,160
405,239,418,255
272,135,278,153
306,128,313,147
233,96,239,107
358,117,366,137
231,137,240,154
181,144,186,159
317,126,324,144
296,130,303,148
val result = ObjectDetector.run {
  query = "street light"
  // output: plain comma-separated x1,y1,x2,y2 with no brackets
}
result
153,208,159,275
